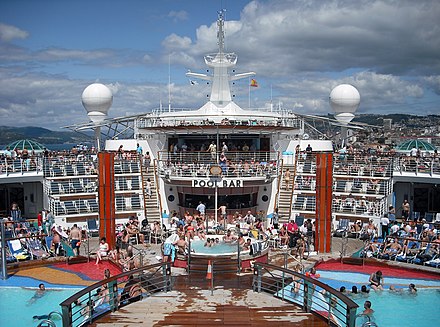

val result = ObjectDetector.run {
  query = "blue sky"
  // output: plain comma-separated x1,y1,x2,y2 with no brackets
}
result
1,0,440,129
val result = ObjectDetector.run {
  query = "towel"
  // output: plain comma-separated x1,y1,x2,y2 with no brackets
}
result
10,239,22,252
163,242,176,262
250,242,263,256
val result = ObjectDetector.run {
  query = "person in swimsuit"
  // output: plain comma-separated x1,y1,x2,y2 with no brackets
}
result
369,270,384,291
96,237,109,264
28,283,46,305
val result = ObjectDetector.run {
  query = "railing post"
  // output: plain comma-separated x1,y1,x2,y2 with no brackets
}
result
237,240,241,273
303,281,312,313
1,221,7,279
61,304,71,327
162,262,169,291
347,306,357,327
187,238,191,273
211,261,214,296
255,264,262,292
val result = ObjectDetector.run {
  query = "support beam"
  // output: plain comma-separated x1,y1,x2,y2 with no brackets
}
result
98,152,116,250
315,153,333,253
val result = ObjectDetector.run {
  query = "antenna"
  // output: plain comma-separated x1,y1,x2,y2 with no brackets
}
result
168,54,171,113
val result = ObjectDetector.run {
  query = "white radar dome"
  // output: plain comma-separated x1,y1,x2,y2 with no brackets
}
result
329,84,360,114
82,83,113,123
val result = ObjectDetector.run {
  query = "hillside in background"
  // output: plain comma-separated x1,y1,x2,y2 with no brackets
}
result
0,126,92,146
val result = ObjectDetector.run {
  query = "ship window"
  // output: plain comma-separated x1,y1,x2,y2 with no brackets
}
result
168,195,175,202
262,195,269,202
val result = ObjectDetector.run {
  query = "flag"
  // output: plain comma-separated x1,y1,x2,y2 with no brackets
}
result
190,80,199,85
250,79,258,87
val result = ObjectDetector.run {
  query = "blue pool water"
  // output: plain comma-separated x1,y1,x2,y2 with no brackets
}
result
190,239,241,255
317,270,440,327
351,289,440,327
0,287,82,327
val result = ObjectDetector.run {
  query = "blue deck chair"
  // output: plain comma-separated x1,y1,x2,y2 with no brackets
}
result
87,219,99,237
7,239,29,260
26,238,48,259
61,239,75,257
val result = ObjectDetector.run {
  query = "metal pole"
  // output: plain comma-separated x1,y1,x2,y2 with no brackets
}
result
1,221,7,279
215,125,219,225
187,238,191,273
215,185,218,226
237,240,241,273
211,261,214,296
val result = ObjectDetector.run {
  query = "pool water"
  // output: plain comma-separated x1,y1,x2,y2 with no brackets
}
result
316,271,440,327
190,239,240,255
0,287,82,327
351,289,440,327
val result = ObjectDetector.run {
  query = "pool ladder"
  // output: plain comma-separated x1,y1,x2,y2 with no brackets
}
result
36,311,62,327
362,322,378,327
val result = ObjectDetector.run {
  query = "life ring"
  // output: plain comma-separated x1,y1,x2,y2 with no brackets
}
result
305,272,320,278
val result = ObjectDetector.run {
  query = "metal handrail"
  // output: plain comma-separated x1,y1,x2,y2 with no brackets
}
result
60,262,171,327
253,262,358,327
0,157,44,176
37,320,56,327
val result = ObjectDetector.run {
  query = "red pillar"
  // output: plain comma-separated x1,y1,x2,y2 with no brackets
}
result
98,152,116,250
315,153,333,253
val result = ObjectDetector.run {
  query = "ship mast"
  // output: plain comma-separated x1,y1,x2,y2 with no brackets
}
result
186,10,255,108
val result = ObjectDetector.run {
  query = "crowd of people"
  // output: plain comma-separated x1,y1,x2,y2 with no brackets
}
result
361,218,440,267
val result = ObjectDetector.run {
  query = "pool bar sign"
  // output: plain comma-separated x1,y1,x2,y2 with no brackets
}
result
192,178,243,188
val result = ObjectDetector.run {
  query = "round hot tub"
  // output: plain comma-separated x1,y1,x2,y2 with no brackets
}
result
172,235,269,271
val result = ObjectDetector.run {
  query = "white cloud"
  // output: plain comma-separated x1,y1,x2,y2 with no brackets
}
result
0,23,28,41
424,75,440,95
1,0,439,129
168,10,188,22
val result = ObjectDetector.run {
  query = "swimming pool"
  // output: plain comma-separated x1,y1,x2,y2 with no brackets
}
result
317,270,440,327
190,239,240,255
0,287,82,327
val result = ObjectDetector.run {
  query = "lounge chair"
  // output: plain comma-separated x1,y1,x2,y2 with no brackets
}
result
26,238,49,259
7,239,29,261
87,219,99,237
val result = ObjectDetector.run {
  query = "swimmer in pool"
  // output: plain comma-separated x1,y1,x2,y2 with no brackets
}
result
27,283,46,305
408,283,417,294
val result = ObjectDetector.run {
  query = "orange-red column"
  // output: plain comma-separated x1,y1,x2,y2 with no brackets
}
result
315,153,333,253
98,152,116,250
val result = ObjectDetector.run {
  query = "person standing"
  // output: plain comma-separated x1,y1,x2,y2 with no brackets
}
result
145,178,152,199
69,224,81,256
136,143,143,156
10,202,22,222
388,205,396,222
218,204,227,224
272,208,280,230
45,210,55,234
380,215,390,239
37,211,43,232
208,141,217,160
284,168,291,191
144,151,151,173
221,142,228,153
402,199,410,221
196,201,206,219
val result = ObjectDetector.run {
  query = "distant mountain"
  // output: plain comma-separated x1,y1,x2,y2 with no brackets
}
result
0,126,93,146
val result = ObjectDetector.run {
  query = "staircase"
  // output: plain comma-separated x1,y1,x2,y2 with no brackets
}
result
141,162,161,223
277,164,295,223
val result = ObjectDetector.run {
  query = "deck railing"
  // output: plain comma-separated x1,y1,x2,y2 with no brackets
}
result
0,157,44,176
253,262,358,327
156,151,280,179
59,262,172,327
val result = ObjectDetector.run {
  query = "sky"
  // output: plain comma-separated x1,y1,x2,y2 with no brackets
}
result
0,0,440,130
